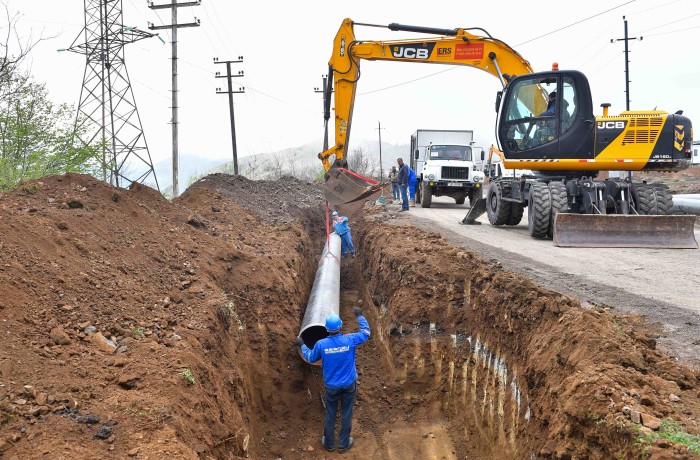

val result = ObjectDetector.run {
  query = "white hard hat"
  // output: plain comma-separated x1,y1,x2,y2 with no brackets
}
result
332,211,338,216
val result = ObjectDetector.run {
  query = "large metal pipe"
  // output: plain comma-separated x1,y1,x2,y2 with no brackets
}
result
298,233,341,364
673,194,700,215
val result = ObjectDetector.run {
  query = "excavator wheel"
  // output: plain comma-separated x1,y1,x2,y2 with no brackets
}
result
548,181,569,238
528,182,551,238
486,181,512,225
506,203,524,226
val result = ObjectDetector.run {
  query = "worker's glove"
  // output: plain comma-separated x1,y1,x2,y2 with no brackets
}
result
354,306,363,317
293,336,304,347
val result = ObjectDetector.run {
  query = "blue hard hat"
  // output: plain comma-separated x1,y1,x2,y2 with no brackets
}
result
325,314,342,332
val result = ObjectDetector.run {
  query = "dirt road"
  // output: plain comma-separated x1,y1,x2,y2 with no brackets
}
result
393,196,700,368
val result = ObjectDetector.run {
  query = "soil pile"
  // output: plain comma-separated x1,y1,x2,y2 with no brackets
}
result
0,172,698,459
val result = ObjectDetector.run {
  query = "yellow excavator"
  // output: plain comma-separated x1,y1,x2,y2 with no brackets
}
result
319,18,696,248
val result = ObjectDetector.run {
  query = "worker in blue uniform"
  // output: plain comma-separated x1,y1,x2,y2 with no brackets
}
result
295,306,370,453
332,214,355,257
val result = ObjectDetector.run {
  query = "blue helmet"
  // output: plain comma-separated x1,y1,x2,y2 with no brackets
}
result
325,314,342,332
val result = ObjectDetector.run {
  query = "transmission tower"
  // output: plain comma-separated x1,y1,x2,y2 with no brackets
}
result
66,0,159,191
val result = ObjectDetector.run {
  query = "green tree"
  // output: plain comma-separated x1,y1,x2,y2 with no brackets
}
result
0,2,100,191
0,80,101,190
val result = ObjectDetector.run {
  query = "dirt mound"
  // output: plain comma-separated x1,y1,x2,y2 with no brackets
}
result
0,173,698,459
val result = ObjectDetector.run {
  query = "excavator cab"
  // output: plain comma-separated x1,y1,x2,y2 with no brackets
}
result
497,70,594,160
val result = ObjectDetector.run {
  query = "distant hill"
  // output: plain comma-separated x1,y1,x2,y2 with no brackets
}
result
133,137,410,195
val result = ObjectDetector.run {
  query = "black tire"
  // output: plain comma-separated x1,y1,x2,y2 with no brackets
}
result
634,184,673,215
421,181,432,208
469,187,483,207
506,203,524,226
486,181,511,225
528,182,552,238
455,195,466,205
548,181,569,238
416,183,422,204
654,186,673,215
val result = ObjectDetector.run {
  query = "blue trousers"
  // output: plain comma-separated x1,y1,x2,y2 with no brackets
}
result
339,231,355,256
400,185,409,210
408,180,417,200
323,381,356,450
391,182,400,200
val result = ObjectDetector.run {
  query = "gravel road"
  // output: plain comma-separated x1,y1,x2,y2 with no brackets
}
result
392,196,700,369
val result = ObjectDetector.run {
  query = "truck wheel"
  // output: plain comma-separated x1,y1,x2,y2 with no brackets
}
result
421,181,432,208
506,203,524,226
486,181,511,225
416,184,422,204
469,188,483,207
455,195,466,205
528,182,551,238
548,181,569,238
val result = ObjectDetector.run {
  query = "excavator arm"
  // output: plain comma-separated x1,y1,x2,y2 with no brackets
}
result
319,18,538,172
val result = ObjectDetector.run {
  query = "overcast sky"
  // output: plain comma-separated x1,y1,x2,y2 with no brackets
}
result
9,0,700,172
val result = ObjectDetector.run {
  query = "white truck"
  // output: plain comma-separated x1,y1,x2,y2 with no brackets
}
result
410,129,484,208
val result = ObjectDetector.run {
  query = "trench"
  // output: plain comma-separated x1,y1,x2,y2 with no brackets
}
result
199,205,681,460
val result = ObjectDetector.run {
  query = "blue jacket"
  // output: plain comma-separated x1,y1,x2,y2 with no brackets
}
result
333,216,350,236
407,167,417,185
302,316,370,389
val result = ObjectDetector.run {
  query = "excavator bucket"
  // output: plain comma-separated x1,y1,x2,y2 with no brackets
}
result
324,167,384,205
553,214,698,248
461,198,487,225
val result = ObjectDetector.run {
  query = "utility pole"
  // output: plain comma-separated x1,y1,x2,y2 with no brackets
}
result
66,0,158,190
214,57,245,175
611,15,642,111
314,74,331,151
148,0,201,198
376,121,384,181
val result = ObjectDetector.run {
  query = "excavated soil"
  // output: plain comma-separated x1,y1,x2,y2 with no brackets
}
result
0,172,699,460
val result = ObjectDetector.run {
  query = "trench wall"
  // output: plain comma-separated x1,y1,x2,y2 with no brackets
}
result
355,211,666,459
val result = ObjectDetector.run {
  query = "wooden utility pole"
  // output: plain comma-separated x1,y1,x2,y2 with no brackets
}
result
214,57,245,174
611,15,642,111
148,0,201,197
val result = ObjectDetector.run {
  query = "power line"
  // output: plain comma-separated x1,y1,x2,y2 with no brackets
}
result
636,12,700,34
516,0,637,46
643,24,700,37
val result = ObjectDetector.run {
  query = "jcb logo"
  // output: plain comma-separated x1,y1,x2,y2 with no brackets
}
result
391,43,435,59
597,121,625,130
437,47,452,55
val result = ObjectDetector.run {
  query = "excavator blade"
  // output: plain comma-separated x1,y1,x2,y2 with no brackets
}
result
553,214,698,248
461,198,487,225
324,167,384,205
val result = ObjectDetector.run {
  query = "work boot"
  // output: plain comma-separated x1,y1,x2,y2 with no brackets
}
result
338,437,354,453
409,199,415,207
321,436,334,452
